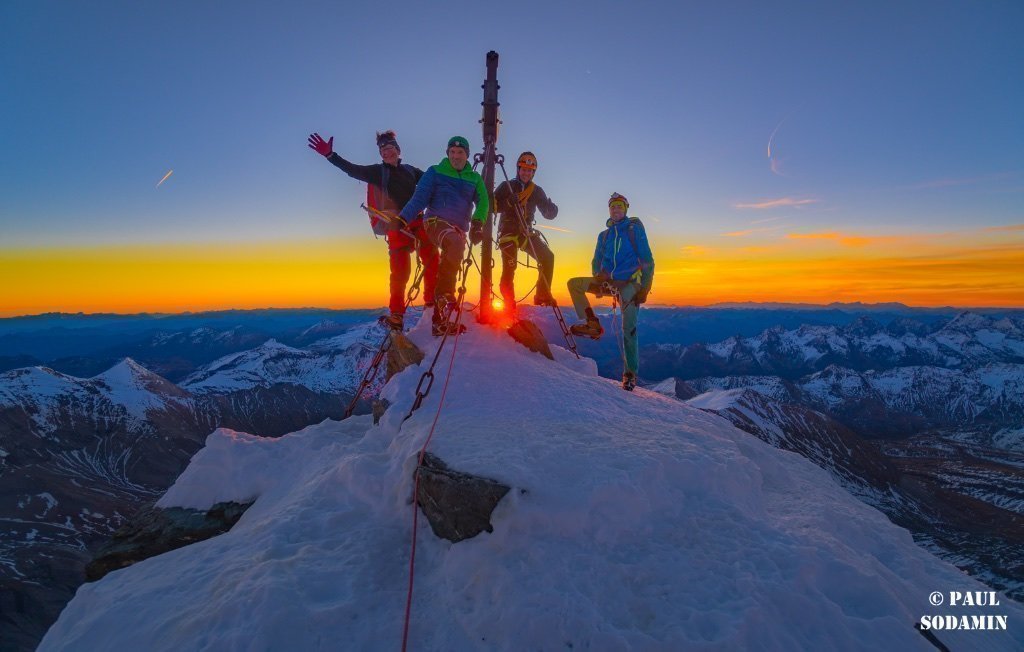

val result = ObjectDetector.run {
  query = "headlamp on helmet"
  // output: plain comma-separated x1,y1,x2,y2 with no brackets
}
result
608,192,629,211
516,152,538,170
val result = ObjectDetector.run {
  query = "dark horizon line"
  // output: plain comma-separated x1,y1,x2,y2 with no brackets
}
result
4,301,1024,321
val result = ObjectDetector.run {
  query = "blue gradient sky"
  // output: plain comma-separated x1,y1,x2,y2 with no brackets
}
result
1,1,1022,311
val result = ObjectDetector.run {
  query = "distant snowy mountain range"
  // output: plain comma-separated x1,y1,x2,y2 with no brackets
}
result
658,362,1024,444
0,320,387,649
641,311,1024,381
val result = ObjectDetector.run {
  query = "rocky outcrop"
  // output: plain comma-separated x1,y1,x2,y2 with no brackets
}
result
386,332,425,381
86,501,253,582
507,319,554,360
415,453,511,543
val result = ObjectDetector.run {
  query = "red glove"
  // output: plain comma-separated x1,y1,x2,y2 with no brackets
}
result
308,133,333,157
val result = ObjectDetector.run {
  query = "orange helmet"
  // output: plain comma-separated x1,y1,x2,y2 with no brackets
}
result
516,151,538,170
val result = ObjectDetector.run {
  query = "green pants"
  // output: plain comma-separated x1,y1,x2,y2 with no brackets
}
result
567,276,641,375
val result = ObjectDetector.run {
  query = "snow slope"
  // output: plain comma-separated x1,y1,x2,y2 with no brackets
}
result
40,315,1024,651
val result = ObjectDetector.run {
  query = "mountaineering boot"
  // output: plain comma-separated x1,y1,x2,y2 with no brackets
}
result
570,307,603,340
570,319,603,339
622,371,637,392
533,292,557,307
382,312,404,331
433,318,467,337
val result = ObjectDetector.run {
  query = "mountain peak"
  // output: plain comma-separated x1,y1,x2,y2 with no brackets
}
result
94,357,187,399
886,316,932,337
95,357,157,381
942,311,992,332
845,314,882,336
256,338,299,352
301,319,343,337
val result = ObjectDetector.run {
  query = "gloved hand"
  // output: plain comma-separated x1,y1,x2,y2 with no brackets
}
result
635,288,649,305
469,221,484,245
594,271,611,284
307,133,333,157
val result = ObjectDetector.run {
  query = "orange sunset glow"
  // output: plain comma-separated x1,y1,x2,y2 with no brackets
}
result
3,224,1022,317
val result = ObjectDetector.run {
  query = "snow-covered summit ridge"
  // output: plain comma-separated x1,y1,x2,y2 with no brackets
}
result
41,315,1024,651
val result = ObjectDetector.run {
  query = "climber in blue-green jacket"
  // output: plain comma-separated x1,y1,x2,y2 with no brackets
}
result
567,192,655,391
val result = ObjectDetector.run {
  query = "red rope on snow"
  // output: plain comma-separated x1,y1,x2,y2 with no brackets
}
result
400,306,468,651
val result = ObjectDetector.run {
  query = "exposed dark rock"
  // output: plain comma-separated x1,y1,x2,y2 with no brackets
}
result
672,378,700,400
372,399,390,425
85,500,253,582
415,452,510,543
198,385,354,436
386,332,425,381
507,319,553,360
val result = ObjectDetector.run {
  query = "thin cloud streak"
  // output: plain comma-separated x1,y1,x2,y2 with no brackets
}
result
155,170,174,188
721,225,789,237
785,232,880,247
907,170,1021,190
734,197,817,210
767,118,787,177
535,224,574,234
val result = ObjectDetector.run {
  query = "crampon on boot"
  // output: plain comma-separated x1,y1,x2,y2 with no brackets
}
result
431,297,466,337
569,318,604,340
